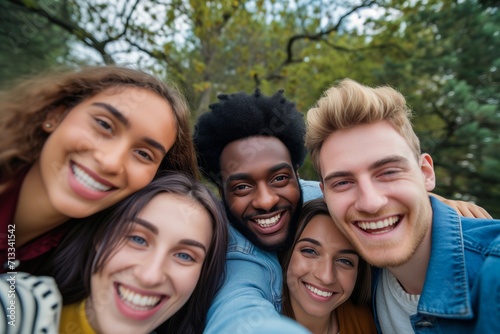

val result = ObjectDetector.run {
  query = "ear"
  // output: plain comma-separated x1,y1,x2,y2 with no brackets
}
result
420,153,435,191
42,106,66,133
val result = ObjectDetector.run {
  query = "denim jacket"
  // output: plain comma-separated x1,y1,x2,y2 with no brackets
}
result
203,180,322,334
372,196,500,333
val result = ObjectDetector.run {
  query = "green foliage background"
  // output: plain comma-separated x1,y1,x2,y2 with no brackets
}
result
1,0,498,217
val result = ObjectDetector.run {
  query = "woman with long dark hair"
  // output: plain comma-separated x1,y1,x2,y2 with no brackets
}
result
46,172,227,334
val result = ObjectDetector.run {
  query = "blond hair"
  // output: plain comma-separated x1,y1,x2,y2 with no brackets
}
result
306,78,420,177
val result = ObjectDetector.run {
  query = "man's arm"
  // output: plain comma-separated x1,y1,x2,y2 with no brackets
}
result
429,193,492,219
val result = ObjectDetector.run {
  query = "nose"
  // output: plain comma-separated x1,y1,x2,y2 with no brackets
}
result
134,254,167,287
252,184,280,211
354,178,387,214
313,259,336,285
94,142,126,175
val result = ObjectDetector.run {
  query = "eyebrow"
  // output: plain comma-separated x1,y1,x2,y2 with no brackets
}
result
323,155,409,183
179,239,207,254
92,102,167,156
143,138,167,156
133,218,159,234
133,218,207,253
297,237,358,255
226,162,294,183
93,102,129,126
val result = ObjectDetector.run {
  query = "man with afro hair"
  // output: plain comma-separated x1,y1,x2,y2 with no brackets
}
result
194,89,322,333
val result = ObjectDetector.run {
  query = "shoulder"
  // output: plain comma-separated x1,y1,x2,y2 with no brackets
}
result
1,272,62,333
61,300,96,334
299,179,323,202
460,216,500,256
225,225,280,270
431,197,500,255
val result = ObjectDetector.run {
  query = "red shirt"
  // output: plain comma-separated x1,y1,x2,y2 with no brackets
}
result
1,173,67,273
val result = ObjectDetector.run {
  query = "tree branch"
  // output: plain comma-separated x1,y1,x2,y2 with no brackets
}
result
7,0,115,63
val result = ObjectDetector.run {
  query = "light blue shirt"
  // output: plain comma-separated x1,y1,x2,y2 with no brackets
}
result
203,179,322,333
372,196,500,333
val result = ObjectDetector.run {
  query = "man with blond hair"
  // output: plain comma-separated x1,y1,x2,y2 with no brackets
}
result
305,78,500,333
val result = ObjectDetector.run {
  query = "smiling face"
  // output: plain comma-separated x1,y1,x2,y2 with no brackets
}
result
219,136,301,251
319,121,435,268
87,192,212,334
33,86,177,220
287,214,359,320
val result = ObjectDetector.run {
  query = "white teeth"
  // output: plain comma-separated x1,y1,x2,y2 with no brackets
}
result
255,213,281,228
117,285,161,311
72,164,112,192
357,216,399,231
305,284,333,297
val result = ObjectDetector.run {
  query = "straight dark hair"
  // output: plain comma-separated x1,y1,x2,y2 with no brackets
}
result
42,172,227,334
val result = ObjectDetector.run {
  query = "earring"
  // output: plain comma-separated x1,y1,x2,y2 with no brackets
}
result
45,123,52,128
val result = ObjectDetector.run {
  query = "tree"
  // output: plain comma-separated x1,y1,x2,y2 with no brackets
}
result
5,0,496,215
5,0,399,116
0,0,71,87
375,0,500,216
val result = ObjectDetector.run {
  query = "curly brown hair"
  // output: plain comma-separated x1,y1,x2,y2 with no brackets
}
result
0,66,198,185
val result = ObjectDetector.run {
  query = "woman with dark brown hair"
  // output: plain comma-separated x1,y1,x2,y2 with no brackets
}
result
280,198,376,334
0,66,198,273
46,172,227,334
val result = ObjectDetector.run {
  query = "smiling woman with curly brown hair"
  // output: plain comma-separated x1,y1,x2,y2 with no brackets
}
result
0,66,198,273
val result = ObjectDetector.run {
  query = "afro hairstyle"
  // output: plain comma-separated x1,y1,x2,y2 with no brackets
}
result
193,89,307,185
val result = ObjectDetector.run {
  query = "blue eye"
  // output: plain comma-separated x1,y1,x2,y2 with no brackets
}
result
333,180,351,188
129,235,147,246
300,248,318,256
337,258,355,267
176,253,195,262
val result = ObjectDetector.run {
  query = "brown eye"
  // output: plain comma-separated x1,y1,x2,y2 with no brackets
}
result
135,150,153,161
96,118,112,132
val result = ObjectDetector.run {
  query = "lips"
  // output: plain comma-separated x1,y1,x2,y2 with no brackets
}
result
249,210,289,236
254,213,281,228
117,284,163,311
356,215,400,234
114,283,169,321
71,161,115,192
304,283,333,298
